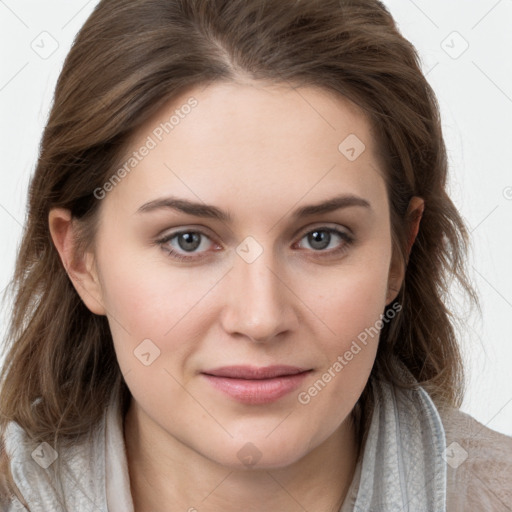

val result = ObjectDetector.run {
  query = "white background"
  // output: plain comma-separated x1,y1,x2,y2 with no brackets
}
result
0,0,511,436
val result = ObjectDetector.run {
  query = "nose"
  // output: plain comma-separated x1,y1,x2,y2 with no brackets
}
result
219,245,299,343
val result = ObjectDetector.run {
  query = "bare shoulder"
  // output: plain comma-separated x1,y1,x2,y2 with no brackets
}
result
438,406,512,511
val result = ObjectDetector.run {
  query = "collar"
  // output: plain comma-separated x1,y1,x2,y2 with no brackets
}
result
341,359,447,511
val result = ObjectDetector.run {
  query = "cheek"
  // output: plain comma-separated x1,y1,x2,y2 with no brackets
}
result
305,253,391,336
294,261,390,429
297,243,392,390
97,227,208,327
97,242,226,373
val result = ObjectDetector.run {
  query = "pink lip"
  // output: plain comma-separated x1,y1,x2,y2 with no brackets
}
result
201,365,312,405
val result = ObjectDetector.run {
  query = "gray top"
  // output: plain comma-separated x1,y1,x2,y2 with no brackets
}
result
2,358,511,511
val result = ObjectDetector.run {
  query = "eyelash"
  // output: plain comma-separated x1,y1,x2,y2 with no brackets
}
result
155,227,355,262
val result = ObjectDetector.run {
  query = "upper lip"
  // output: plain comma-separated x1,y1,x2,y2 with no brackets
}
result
202,365,309,380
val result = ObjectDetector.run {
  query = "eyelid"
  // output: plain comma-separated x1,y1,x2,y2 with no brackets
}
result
156,223,354,262
155,225,219,244
155,227,221,255
295,222,353,238
156,222,351,246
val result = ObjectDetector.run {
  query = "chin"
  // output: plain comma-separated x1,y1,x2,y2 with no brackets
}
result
205,436,309,471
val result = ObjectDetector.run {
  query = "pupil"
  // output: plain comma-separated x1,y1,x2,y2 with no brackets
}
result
179,232,200,251
309,230,330,250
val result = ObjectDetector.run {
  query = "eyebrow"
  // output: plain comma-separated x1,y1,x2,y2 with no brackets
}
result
135,194,371,222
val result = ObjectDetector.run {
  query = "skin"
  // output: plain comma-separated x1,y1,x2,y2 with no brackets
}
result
49,80,424,512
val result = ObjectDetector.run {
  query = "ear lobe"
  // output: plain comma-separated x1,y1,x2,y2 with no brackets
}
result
48,208,106,315
385,252,404,305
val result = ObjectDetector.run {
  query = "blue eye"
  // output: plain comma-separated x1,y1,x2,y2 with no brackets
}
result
296,228,354,255
156,230,216,261
156,227,354,262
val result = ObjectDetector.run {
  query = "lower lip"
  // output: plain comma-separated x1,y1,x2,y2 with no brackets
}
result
201,371,311,405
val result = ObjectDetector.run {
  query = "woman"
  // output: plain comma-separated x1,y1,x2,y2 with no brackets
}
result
0,0,510,510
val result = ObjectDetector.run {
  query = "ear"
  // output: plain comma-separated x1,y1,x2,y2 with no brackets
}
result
385,196,425,305
48,208,106,315
405,196,424,258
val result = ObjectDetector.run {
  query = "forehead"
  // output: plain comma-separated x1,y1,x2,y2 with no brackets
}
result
103,81,387,220
147,80,378,157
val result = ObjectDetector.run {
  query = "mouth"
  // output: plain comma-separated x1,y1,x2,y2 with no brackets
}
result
201,365,313,404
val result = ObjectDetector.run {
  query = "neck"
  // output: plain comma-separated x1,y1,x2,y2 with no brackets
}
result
124,400,359,512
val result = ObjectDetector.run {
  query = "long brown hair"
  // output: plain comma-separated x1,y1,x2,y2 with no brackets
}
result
0,0,478,503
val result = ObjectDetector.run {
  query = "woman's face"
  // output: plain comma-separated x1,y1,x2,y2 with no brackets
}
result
80,81,402,468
